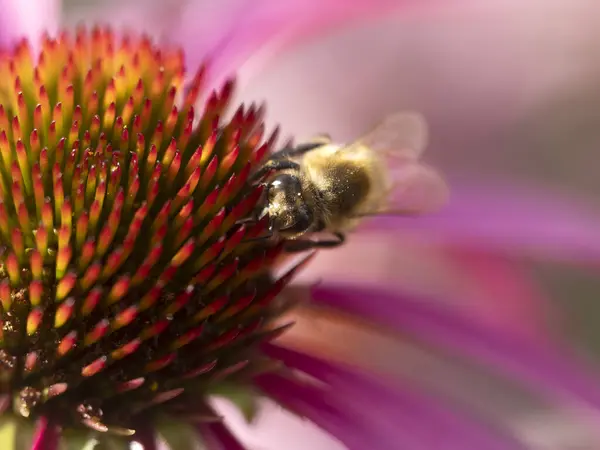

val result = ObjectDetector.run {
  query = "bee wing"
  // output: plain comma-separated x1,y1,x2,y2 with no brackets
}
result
386,161,449,215
354,161,449,218
353,111,447,216
355,111,429,160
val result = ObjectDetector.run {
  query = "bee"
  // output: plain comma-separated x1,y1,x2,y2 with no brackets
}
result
252,112,449,252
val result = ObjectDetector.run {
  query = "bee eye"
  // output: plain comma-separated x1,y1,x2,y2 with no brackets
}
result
269,174,302,199
266,173,309,232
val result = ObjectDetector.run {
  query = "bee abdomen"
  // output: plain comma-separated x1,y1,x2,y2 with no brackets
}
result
323,163,371,217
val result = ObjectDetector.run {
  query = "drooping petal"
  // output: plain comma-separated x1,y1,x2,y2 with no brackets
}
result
0,0,59,48
172,0,426,87
367,178,600,262
310,283,600,412
297,233,554,341
30,418,59,450
255,372,382,450
212,396,346,450
441,249,555,342
260,344,525,450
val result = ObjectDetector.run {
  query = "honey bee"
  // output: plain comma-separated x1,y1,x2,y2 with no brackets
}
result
252,112,449,251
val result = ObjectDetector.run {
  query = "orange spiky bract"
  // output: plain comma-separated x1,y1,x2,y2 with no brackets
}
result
0,27,298,436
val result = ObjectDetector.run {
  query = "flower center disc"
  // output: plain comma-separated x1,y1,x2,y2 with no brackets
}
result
0,27,298,433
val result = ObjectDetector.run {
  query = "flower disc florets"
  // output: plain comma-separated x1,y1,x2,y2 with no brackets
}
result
0,27,299,438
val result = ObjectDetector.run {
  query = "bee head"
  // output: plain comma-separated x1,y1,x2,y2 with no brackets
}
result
266,173,314,236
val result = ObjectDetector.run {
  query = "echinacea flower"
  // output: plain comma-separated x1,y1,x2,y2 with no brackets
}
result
0,1,457,449
4,1,600,449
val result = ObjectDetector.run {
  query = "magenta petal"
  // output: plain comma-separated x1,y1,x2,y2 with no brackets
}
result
0,0,59,48
255,372,381,449
262,345,524,450
312,283,600,411
369,178,600,262
30,417,59,450
174,0,425,87
258,356,522,450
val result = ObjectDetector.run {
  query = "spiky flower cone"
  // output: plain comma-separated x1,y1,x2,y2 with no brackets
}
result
0,27,302,446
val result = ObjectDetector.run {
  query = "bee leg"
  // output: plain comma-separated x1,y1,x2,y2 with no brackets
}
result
315,232,345,247
284,232,346,253
267,134,331,161
235,193,268,225
250,159,301,182
272,137,331,159
243,230,274,243
235,217,260,226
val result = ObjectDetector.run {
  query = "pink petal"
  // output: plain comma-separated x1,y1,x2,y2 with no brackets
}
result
255,372,388,449
259,345,524,449
0,0,59,48
367,177,600,262
296,236,553,341
236,0,600,156
30,417,59,450
311,283,600,411
172,0,429,87
441,249,555,342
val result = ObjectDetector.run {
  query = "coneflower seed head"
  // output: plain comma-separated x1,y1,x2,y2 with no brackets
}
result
0,26,300,439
